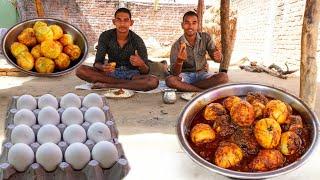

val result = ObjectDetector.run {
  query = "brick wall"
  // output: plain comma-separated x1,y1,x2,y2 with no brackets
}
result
129,3,194,45
272,0,306,68
24,0,196,47
231,0,320,68
22,0,320,68
231,0,271,64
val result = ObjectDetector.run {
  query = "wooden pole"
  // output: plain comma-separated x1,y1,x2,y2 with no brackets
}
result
34,0,45,17
300,0,320,110
197,0,204,32
219,0,231,73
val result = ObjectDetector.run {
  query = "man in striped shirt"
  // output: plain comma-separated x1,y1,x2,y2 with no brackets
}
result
166,11,228,92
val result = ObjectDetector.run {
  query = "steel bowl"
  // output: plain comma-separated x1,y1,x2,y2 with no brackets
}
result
1,18,88,77
177,83,320,179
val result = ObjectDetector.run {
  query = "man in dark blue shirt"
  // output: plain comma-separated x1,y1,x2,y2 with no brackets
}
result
76,8,159,91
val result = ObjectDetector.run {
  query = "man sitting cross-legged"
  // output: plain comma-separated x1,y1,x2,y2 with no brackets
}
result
165,11,228,92
76,8,159,91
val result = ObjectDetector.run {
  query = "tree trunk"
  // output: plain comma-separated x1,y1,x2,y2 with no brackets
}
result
219,0,231,73
197,0,204,32
300,0,320,110
34,0,45,17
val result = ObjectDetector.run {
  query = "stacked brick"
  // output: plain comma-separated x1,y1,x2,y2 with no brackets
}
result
13,0,320,69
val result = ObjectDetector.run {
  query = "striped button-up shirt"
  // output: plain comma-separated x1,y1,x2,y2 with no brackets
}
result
170,32,215,73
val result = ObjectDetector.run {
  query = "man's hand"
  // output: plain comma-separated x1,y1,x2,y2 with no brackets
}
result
177,42,187,63
96,62,116,73
130,50,145,67
213,49,222,63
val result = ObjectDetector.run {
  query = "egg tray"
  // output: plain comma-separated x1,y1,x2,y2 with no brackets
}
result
0,95,130,180
3,95,113,129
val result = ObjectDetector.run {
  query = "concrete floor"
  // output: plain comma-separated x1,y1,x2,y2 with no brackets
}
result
0,65,320,179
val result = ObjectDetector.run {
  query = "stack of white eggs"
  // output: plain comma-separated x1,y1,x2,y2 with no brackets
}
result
8,93,119,172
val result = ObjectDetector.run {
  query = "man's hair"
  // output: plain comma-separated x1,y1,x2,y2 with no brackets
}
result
183,11,198,21
115,8,132,19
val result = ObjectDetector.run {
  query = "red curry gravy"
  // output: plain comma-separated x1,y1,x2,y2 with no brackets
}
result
187,97,311,172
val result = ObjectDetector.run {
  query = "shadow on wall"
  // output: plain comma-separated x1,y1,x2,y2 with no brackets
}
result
20,0,96,50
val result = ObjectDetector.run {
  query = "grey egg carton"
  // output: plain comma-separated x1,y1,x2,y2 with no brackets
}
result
4,95,113,128
0,95,130,180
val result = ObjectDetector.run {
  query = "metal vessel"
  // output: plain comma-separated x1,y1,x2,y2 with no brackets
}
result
1,18,88,77
163,88,177,104
177,83,320,179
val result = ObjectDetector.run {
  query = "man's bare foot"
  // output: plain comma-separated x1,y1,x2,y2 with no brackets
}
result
92,82,107,89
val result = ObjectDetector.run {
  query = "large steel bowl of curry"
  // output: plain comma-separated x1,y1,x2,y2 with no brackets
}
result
177,83,319,179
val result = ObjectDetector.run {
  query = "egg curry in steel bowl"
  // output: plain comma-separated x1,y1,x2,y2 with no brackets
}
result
177,83,319,179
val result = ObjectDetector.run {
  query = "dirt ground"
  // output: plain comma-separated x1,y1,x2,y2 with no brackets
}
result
0,64,320,179
1,68,319,135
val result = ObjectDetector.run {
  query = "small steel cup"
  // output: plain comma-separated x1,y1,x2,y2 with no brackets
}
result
163,88,177,104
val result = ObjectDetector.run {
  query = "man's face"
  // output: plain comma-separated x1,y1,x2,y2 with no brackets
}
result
182,15,198,37
113,12,133,33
